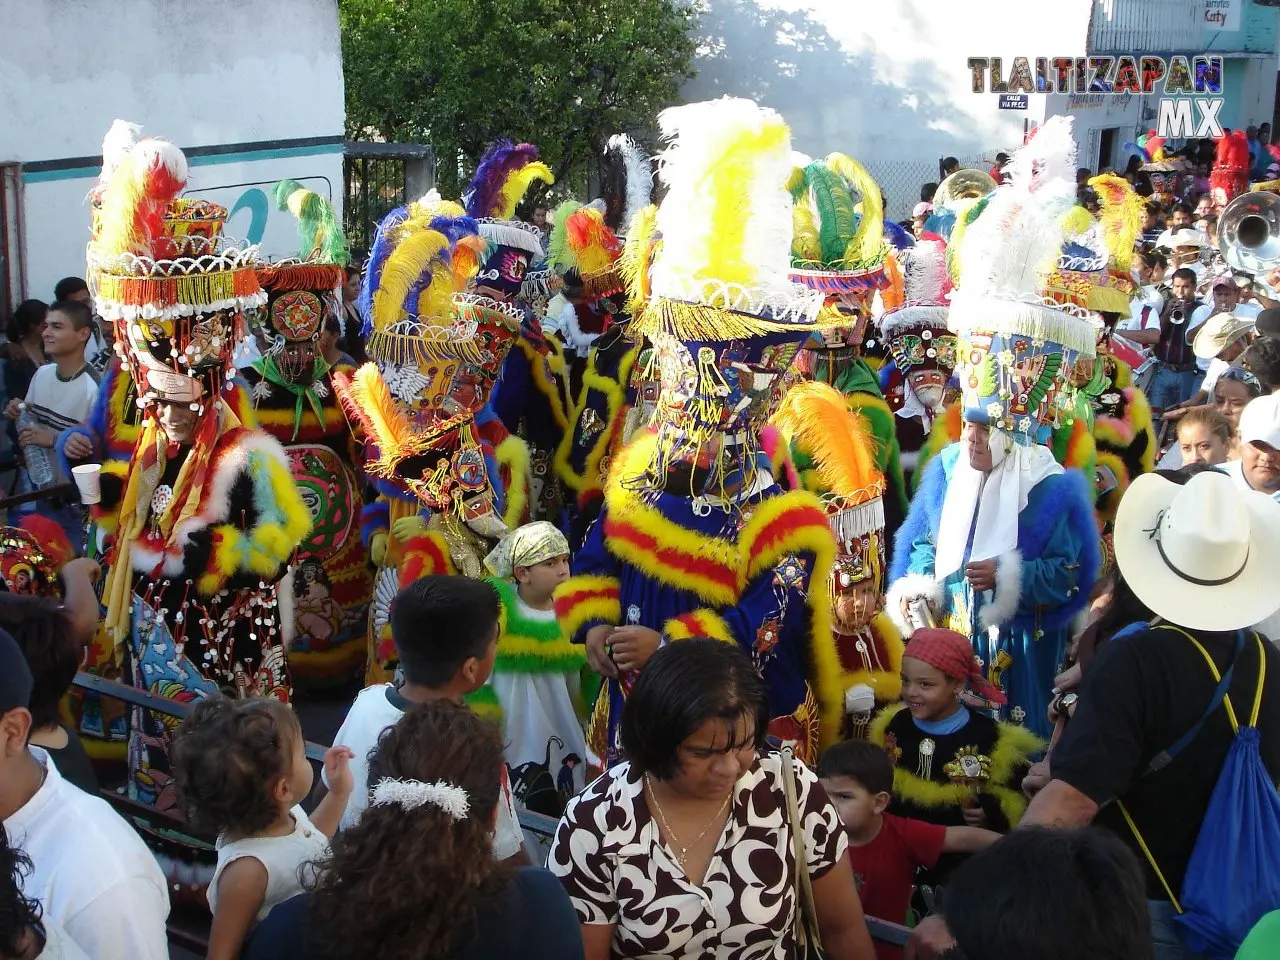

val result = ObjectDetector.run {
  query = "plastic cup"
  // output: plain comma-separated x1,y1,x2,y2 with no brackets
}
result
72,463,102,505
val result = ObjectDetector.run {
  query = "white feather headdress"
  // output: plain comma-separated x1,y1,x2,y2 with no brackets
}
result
647,97,822,327
880,240,950,336
948,116,1098,356
604,135,653,238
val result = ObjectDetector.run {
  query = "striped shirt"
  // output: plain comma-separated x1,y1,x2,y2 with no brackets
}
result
24,364,97,482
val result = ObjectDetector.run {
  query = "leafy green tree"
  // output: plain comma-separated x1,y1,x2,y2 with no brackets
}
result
340,0,699,200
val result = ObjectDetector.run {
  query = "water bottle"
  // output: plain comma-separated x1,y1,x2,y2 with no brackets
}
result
16,404,55,488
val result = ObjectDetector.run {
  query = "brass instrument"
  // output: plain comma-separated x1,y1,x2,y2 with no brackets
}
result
1217,190,1280,274
933,169,998,209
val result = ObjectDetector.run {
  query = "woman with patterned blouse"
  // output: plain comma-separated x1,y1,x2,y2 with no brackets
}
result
548,639,876,960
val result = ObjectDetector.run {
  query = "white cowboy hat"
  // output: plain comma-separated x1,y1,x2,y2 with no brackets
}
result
1114,469,1280,631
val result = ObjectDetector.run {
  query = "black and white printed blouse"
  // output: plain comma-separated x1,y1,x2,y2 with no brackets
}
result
547,752,847,959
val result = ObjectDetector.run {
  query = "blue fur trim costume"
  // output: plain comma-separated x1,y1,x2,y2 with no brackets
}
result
891,443,1099,739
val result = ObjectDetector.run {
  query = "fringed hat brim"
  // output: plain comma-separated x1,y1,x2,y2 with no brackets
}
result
255,262,345,294
95,267,266,322
948,292,1099,357
879,304,949,339
790,265,890,294
477,219,545,257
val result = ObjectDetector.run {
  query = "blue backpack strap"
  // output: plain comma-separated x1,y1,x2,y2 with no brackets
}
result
1141,628,1247,779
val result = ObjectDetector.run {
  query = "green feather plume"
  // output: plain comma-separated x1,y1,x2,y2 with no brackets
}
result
274,179,349,266
547,200,583,273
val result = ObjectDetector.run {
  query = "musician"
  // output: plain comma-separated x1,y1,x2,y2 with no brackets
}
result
1140,268,1204,417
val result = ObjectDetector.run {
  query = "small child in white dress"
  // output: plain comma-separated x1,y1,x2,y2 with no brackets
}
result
171,695,353,960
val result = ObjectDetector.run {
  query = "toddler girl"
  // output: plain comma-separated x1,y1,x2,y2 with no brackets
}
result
172,695,353,960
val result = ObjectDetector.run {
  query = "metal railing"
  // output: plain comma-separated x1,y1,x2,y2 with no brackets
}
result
70,673,910,952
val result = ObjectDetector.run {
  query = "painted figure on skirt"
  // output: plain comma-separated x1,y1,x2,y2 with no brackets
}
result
246,180,371,688
788,152,909,540
86,127,309,890
772,380,905,744
553,136,656,546
345,201,525,682
886,118,1101,742
554,97,840,768
465,141,572,523
476,521,594,812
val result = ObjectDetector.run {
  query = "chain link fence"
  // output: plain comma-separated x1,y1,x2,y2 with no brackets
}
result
863,155,991,226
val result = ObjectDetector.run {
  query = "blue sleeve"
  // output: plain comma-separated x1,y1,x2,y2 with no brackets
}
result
890,450,948,582
1017,507,1085,614
491,348,530,435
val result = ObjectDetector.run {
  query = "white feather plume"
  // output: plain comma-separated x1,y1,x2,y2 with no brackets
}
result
132,138,189,189
650,96,814,317
606,134,653,236
955,117,1077,301
99,119,142,186
900,240,949,305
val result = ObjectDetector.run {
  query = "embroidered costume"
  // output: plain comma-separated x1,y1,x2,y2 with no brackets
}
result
246,181,371,687
554,137,655,545
477,522,592,811
465,141,571,523
342,197,524,681
886,118,1101,740
86,126,309,866
788,152,909,542
555,98,837,767
772,381,904,745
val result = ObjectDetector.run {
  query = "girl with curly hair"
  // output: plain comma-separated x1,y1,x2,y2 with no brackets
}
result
171,697,354,960
245,698,583,960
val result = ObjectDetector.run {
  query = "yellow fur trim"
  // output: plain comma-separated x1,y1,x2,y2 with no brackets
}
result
554,575,622,638
663,608,736,643
553,346,637,494
809,563,845,751
870,705,1043,824
495,433,531,529
517,337,570,431
196,524,244,595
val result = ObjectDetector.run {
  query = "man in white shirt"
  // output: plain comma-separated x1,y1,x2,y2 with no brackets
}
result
2,299,99,549
0,631,169,960
1188,278,1261,371
1222,394,1280,502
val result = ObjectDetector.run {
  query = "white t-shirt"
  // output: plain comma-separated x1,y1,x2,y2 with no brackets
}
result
326,685,524,859
3,747,169,960
1220,457,1280,502
208,805,329,920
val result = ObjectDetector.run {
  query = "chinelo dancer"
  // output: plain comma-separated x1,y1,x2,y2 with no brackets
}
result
87,124,310,894
886,117,1101,741
554,97,842,769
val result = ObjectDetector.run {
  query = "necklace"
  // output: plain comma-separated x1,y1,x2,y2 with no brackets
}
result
644,775,732,870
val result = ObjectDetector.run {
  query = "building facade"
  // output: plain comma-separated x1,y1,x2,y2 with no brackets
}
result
0,0,345,318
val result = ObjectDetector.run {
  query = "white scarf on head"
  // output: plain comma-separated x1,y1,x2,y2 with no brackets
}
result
934,428,1062,581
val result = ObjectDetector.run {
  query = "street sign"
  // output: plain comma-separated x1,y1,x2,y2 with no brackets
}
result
998,94,1029,110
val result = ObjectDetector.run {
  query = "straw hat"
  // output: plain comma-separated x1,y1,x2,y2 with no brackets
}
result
1113,470,1280,631
1192,312,1255,360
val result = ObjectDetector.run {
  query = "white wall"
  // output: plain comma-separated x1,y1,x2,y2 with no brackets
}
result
684,0,1094,219
1,0,345,301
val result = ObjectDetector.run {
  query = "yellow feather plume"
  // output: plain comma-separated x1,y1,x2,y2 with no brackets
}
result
773,381,884,499
342,362,418,458
92,152,146,258
791,204,821,263
452,235,487,288
417,259,456,321
371,229,450,331
704,121,789,288
495,162,554,220
825,153,884,265
1088,173,1145,273
621,204,659,314
414,196,466,220
1059,205,1095,238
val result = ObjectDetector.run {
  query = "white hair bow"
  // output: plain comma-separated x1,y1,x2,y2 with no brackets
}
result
369,778,471,820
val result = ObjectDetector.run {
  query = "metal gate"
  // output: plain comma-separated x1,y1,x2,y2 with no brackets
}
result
343,143,435,259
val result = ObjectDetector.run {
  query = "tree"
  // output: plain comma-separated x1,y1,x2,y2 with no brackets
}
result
340,0,699,200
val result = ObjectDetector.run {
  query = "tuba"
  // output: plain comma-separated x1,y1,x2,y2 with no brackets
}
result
933,169,998,209
1217,191,1280,274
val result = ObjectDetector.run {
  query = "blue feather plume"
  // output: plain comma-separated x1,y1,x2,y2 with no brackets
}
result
360,204,411,336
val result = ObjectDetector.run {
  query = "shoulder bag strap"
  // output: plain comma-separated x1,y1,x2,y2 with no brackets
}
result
779,746,822,954
1117,628,1253,913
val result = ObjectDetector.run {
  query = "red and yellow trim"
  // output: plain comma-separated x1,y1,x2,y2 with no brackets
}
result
397,532,457,587
554,574,622,639
662,608,735,643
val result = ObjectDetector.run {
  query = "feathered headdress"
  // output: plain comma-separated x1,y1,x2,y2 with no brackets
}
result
602,134,654,237
1210,130,1251,205
274,179,349,266
948,115,1099,443
789,152,889,288
639,96,823,340
619,204,660,317
547,200,625,300
772,380,886,591
462,140,552,255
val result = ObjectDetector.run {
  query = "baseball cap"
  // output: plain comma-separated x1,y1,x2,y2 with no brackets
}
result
1239,394,1280,449
0,628,33,715
1212,275,1235,291
912,201,933,219
1193,312,1255,359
